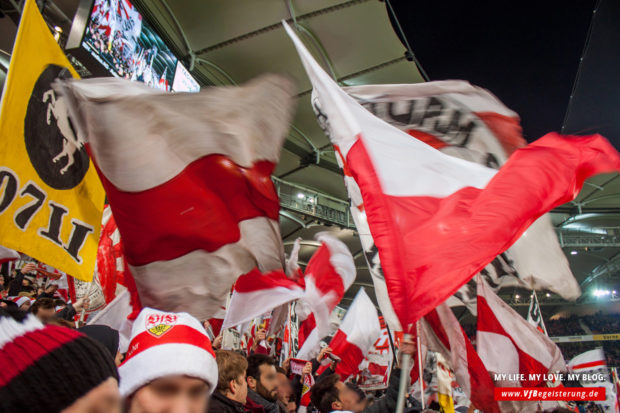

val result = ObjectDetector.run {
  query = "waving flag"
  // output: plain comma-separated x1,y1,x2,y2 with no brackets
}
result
318,288,381,379
57,74,295,320
477,276,565,387
295,235,356,359
526,292,548,335
0,246,20,265
568,349,619,413
0,0,105,281
421,303,499,413
285,21,620,330
223,268,304,329
223,233,355,336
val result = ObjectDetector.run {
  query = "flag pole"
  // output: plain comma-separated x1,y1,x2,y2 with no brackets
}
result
417,320,425,410
395,331,411,413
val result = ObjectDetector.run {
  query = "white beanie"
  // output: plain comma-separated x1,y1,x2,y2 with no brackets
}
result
118,307,218,398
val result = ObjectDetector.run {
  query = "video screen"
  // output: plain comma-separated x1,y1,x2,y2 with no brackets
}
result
82,0,177,91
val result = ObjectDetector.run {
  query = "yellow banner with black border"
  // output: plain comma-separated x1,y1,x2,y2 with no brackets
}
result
0,0,104,281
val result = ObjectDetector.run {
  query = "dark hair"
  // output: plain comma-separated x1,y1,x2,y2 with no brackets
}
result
30,298,55,315
275,366,286,375
346,382,365,403
310,374,341,413
247,354,276,381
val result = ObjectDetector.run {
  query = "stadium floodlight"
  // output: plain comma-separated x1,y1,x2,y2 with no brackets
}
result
297,193,305,199
570,250,578,255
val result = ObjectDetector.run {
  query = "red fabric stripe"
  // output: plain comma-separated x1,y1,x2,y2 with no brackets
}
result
329,330,365,379
297,314,316,349
0,326,81,386
347,133,620,329
424,308,500,413
122,325,214,364
304,243,343,299
233,268,301,293
405,129,448,150
571,360,606,370
474,112,526,156
477,295,550,387
90,151,279,266
208,318,224,338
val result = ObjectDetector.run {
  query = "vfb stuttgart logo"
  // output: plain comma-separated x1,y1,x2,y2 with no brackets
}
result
145,313,178,337
24,64,89,190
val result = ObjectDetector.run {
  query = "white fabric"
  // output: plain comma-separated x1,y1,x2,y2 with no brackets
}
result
343,81,518,118
477,331,520,375
296,327,320,360
338,288,381,353
284,21,496,200
317,232,356,291
222,286,303,329
56,74,294,191
129,217,283,321
508,214,580,299
118,308,217,397
0,245,20,262
477,277,566,373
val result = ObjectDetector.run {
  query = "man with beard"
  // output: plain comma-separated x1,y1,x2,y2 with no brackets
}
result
245,354,286,413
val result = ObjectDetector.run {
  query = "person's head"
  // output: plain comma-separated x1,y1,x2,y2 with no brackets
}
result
246,354,278,402
275,366,292,404
215,350,248,404
0,312,120,412
45,284,58,295
79,325,123,366
30,297,56,323
310,374,364,413
345,382,368,412
8,296,32,311
119,308,218,413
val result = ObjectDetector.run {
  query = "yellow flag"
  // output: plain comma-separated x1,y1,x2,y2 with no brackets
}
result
0,0,105,281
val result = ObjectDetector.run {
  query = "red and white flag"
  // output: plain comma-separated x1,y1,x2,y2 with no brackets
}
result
285,21,620,331
0,246,19,265
295,234,356,359
318,288,381,380
420,303,499,413
477,276,566,387
223,268,304,329
568,349,619,413
57,74,295,320
222,233,354,336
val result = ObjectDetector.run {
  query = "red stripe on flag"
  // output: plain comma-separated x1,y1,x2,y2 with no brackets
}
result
347,132,620,329
91,151,280,266
304,243,343,298
328,330,365,379
477,295,550,387
233,268,301,293
122,325,214,364
570,360,606,370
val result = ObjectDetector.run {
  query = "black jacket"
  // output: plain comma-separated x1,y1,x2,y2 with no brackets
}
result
362,368,401,413
208,391,248,413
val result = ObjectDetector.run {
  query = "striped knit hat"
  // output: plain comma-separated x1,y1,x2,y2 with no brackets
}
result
6,296,33,308
0,313,118,412
119,307,218,398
